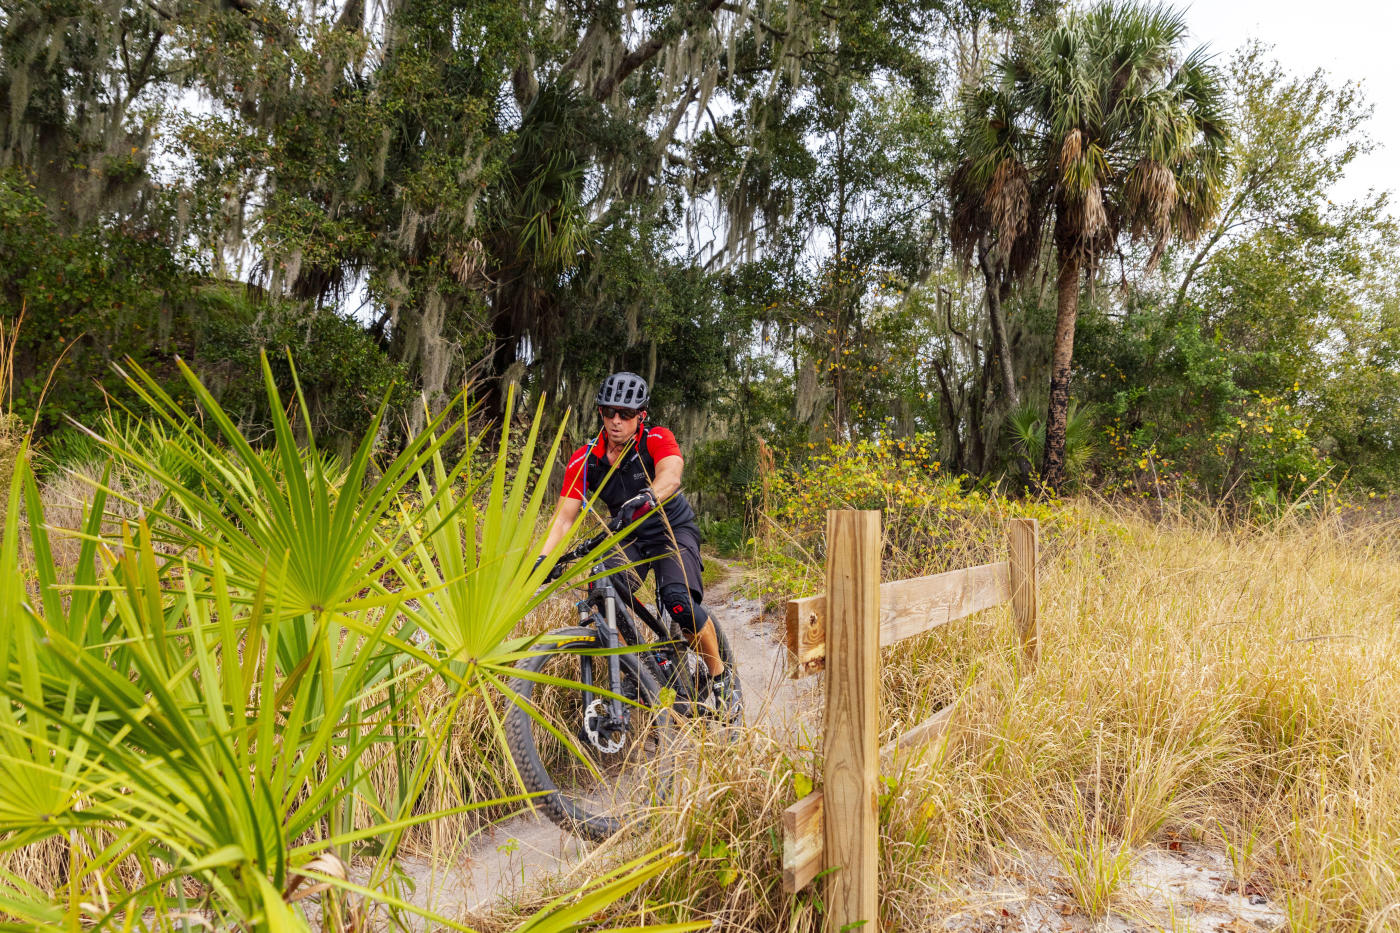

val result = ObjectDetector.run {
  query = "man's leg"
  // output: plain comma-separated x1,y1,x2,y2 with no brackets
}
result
647,527,724,674
658,579,724,675
693,618,724,676
658,577,740,717
647,529,741,721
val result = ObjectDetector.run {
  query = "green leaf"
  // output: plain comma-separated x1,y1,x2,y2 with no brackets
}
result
794,773,814,800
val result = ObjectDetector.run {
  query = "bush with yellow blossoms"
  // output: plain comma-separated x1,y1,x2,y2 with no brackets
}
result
748,432,1110,607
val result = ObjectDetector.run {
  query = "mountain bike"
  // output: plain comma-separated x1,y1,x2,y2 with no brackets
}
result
503,515,741,841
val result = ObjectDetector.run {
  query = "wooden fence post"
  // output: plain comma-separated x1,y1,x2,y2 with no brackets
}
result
1007,518,1040,666
823,509,881,932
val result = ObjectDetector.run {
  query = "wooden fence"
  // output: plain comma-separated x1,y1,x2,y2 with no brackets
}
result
781,511,1040,931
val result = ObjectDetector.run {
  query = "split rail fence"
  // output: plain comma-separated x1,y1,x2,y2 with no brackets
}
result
780,510,1040,931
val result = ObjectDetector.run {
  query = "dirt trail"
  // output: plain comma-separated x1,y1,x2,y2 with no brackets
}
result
393,565,1288,932
398,561,808,921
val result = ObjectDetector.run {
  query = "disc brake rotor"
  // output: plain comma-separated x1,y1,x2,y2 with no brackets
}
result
582,699,626,754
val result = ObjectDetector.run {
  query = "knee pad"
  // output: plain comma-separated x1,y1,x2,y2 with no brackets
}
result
659,583,709,636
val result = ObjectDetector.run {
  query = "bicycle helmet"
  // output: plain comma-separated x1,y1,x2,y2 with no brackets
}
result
595,371,649,409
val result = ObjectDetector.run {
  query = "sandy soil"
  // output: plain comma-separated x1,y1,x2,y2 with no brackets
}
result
939,841,1284,932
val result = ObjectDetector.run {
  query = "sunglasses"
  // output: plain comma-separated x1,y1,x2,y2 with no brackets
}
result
598,406,641,421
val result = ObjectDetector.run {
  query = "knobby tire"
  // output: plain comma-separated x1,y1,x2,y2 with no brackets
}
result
503,627,676,841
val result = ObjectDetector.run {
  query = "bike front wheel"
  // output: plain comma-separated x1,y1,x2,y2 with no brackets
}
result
503,627,678,841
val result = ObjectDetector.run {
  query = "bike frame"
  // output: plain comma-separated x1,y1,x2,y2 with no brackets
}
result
549,527,705,730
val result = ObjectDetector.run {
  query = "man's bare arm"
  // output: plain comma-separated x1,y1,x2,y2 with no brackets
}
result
650,454,684,502
538,495,583,557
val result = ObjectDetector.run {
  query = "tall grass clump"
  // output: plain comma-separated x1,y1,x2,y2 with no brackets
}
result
513,447,1400,931
0,311,24,525
0,353,704,932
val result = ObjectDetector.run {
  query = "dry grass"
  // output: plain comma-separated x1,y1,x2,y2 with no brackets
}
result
891,504,1400,930
474,502,1400,931
29,459,174,571
0,411,19,520
0,310,23,527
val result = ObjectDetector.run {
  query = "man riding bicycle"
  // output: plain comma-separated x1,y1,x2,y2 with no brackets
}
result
536,371,741,717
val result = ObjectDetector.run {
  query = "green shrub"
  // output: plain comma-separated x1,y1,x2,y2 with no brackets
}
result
198,297,412,457
0,170,410,462
1098,389,1337,515
749,432,1091,607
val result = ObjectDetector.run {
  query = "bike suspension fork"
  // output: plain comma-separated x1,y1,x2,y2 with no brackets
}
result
575,598,598,707
604,595,626,725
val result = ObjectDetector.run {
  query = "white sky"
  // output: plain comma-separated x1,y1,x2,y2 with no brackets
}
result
1182,0,1399,204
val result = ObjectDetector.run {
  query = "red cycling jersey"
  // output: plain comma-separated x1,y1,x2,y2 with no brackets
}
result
559,423,695,542
561,425,682,500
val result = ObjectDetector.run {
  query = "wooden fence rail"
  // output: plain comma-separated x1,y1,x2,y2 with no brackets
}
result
781,511,1040,931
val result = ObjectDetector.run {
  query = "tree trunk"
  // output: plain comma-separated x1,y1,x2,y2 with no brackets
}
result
481,301,520,428
973,340,999,475
978,237,1019,409
967,346,991,475
931,360,964,473
1041,251,1081,491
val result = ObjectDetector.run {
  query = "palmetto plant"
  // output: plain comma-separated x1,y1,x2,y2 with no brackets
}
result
0,358,704,932
1006,399,1099,485
953,1,1230,491
91,355,453,623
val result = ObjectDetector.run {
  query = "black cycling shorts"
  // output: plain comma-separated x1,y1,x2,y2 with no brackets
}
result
603,524,704,605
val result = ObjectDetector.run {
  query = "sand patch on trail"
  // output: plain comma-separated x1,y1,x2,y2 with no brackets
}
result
941,842,1284,932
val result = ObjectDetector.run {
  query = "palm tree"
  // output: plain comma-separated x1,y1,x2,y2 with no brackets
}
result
480,84,595,423
950,83,1043,416
952,2,1229,490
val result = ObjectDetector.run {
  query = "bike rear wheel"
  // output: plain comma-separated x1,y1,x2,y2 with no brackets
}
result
503,627,677,841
